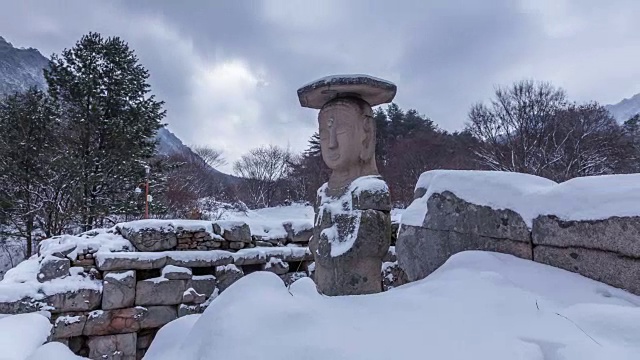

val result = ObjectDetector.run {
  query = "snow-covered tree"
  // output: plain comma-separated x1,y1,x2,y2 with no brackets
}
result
0,88,58,256
45,32,166,230
466,80,632,181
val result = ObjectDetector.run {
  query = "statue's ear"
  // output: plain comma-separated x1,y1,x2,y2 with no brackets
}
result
360,116,374,162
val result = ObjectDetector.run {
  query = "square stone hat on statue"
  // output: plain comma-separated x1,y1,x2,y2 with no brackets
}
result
297,74,396,296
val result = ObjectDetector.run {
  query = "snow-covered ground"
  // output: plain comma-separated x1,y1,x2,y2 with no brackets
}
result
1,251,639,359
0,238,25,280
145,251,640,360
204,202,315,241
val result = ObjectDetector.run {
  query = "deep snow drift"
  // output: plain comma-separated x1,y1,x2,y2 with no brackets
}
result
145,251,640,360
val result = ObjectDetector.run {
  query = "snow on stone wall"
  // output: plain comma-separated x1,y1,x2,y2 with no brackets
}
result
397,170,640,296
0,213,400,359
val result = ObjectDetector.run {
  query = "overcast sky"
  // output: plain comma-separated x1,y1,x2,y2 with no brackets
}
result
2,0,640,172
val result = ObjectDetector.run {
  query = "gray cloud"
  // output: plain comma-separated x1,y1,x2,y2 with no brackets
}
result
2,0,640,172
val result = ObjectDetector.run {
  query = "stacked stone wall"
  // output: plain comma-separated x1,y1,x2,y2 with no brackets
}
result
0,219,402,360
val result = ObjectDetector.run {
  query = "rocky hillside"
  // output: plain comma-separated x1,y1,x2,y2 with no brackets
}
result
0,36,48,95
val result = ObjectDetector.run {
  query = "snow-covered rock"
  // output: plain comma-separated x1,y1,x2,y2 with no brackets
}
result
397,170,640,295
402,170,640,228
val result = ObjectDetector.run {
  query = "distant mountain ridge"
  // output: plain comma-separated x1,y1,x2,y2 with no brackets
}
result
0,35,221,172
605,93,640,123
0,36,48,95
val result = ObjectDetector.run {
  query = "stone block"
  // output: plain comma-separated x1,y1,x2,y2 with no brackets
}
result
161,265,192,280
213,221,252,243
534,245,640,295
53,314,87,339
103,271,136,310
164,251,234,268
382,261,408,291
87,333,137,360
178,303,209,317
283,222,313,244
82,306,177,336
262,258,289,275
397,225,532,282
95,253,167,271
118,226,178,252
37,256,70,282
45,288,102,313
0,299,40,314
135,278,188,306
229,241,245,250
215,264,244,292
422,191,531,242
255,240,274,247
182,288,206,304
139,306,177,329
396,190,535,282
533,215,640,258
137,329,157,349
84,308,145,336
189,275,216,298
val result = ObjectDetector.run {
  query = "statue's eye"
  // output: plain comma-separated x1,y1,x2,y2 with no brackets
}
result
328,118,334,128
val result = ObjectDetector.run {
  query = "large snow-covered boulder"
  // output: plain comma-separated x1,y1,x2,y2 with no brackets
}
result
397,170,640,295
398,189,533,281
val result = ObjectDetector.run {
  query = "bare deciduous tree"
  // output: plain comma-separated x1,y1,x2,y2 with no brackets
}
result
551,103,628,180
233,145,293,207
466,80,567,177
466,80,633,181
191,145,227,169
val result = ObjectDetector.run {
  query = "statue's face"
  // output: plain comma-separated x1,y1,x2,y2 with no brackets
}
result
318,100,364,171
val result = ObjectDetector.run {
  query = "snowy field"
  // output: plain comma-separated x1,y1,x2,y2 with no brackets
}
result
143,251,640,360
1,251,639,359
0,238,25,280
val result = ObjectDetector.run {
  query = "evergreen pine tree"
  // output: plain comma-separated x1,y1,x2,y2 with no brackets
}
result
0,88,59,256
44,32,166,230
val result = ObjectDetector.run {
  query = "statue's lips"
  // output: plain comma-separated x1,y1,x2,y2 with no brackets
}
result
326,153,340,161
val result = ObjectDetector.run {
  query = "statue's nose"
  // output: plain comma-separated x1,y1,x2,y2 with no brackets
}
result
328,125,338,149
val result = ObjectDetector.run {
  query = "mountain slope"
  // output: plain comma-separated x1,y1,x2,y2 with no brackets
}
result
0,36,48,95
605,93,640,123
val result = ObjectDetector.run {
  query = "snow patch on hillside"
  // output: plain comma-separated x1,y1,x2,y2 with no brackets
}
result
606,92,640,123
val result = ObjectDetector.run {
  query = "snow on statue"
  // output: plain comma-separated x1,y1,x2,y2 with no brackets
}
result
297,74,397,295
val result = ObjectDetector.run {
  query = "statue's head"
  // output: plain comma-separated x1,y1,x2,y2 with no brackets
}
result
318,97,377,182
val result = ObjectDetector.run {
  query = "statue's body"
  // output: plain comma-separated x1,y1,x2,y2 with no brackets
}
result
297,75,396,296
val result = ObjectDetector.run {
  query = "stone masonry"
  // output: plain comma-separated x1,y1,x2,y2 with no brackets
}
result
1,219,401,360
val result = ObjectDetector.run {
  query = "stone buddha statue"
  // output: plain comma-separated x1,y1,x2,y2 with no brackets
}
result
297,75,397,296
318,97,378,196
